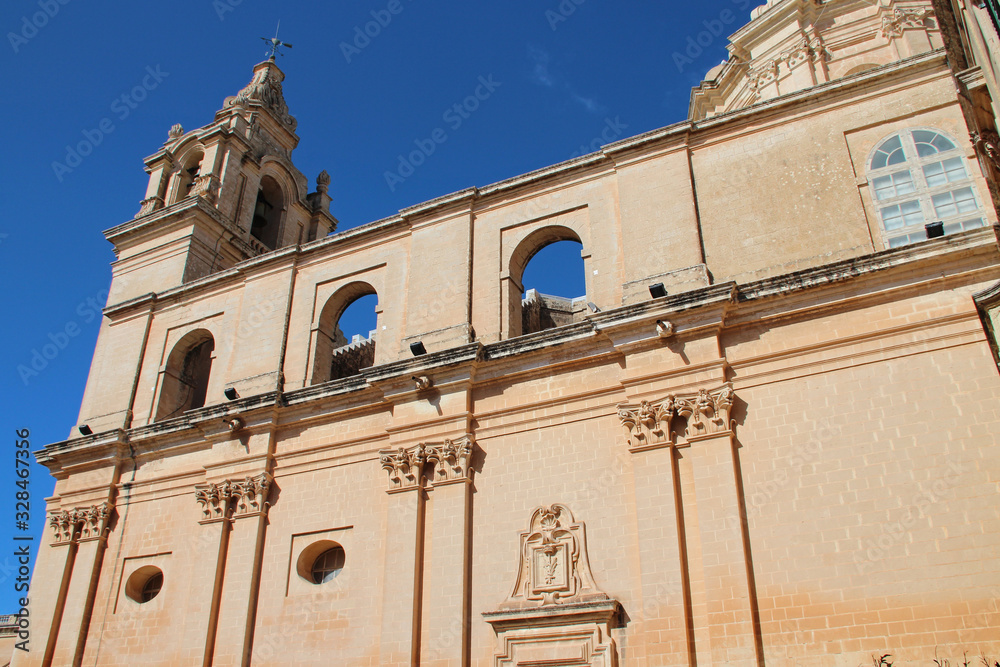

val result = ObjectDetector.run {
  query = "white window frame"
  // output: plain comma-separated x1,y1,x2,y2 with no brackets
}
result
867,128,987,249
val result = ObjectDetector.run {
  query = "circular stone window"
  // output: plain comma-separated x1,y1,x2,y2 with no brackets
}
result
296,541,345,585
125,566,164,603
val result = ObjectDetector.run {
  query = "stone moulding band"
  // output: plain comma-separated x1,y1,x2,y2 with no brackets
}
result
194,472,273,524
48,502,113,546
617,382,735,452
379,434,475,492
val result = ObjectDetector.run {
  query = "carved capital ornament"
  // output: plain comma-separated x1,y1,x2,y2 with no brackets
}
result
618,383,735,451
379,435,476,492
194,473,272,524
48,502,112,545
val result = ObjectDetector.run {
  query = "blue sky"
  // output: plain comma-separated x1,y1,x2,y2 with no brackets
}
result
1,0,747,611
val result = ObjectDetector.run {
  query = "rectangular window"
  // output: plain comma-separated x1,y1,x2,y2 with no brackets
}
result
923,158,967,187
880,200,924,231
887,231,928,248
872,170,916,200
932,187,978,218
942,217,985,235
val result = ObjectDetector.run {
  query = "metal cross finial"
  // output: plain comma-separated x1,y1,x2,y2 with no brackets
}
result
261,21,292,60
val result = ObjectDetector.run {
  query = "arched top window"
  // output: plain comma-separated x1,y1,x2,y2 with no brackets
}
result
155,330,215,421
174,148,204,202
311,283,379,384
867,129,987,248
506,226,587,337
251,175,285,251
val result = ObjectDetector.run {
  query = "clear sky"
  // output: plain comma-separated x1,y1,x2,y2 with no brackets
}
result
0,0,749,612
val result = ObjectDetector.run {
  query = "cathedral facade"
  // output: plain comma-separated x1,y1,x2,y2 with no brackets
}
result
16,1,1000,665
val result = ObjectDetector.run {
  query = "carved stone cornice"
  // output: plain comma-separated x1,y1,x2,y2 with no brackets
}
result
194,473,272,524
618,383,735,452
48,502,112,545
379,435,476,492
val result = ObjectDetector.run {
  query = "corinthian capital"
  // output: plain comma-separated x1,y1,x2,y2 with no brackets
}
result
618,383,735,451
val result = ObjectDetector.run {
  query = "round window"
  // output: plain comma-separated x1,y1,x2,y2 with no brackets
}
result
125,566,164,604
311,546,345,584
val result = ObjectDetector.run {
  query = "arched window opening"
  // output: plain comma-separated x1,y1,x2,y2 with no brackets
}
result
868,129,988,248
156,330,215,421
251,176,284,250
312,285,378,385
517,235,587,336
176,150,204,201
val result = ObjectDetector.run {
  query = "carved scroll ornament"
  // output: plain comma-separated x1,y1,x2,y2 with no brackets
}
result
618,383,735,450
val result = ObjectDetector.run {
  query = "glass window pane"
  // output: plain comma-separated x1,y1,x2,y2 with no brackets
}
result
923,157,967,187
872,135,905,169
942,218,984,235
888,232,924,248
881,200,924,231
872,170,915,200
932,187,978,218
913,130,956,157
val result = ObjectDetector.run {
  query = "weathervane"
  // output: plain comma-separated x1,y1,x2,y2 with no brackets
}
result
261,21,292,60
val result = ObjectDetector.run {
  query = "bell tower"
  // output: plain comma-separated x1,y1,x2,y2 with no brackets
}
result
105,58,337,304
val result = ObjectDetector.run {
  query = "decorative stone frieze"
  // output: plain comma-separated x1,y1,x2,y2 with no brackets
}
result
135,196,164,218
426,436,474,484
379,435,476,491
48,502,112,545
194,473,272,524
618,383,735,451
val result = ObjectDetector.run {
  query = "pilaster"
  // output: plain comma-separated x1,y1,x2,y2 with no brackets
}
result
194,473,272,667
421,436,475,667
